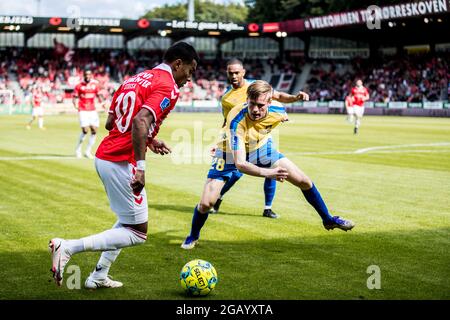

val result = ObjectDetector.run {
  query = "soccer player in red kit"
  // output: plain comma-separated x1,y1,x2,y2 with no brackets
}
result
350,79,369,134
73,69,103,159
26,87,45,130
49,42,199,288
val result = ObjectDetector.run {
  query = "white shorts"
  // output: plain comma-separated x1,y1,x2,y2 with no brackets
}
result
353,106,365,117
79,111,99,128
95,157,148,225
32,107,44,117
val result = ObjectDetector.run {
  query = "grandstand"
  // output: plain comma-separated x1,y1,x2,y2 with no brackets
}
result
0,1,449,116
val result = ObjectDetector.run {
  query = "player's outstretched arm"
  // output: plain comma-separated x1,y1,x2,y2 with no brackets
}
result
273,90,309,103
131,108,154,194
232,148,288,181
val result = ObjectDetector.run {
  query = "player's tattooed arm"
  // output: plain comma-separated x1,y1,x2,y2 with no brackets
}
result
131,108,154,194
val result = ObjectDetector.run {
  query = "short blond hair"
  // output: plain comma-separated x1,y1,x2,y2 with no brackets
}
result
247,80,273,101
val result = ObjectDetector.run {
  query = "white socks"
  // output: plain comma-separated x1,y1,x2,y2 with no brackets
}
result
76,132,87,151
82,227,146,251
91,249,121,280
264,205,272,210
65,226,146,255
38,118,44,129
63,223,146,280
86,134,96,154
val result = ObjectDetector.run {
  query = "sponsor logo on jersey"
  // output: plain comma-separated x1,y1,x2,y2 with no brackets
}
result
160,97,170,111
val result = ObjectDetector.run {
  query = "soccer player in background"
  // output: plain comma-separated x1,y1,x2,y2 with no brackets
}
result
211,59,309,219
73,69,103,159
26,87,45,130
344,94,354,123
350,79,369,134
181,80,355,250
49,42,199,288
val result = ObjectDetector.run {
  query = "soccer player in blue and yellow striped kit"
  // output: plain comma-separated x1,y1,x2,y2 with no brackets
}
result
181,80,355,249
211,59,310,219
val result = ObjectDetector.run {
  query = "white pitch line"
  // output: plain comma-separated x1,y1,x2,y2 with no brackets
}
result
286,149,450,156
0,142,449,161
354,142,450,154
0,156,79,161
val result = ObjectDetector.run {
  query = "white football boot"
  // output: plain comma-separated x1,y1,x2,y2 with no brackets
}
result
48,238,72,286
85,274,123,289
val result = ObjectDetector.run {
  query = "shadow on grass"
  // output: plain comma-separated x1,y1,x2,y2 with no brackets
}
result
0,227,448,300
149,203,193,214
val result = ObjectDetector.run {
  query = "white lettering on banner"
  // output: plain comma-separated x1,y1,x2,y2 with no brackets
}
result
328,101,345,108
418,2,426,14
167,20,244,32
0,16,33,24
304,0,448,30
309,48,370,59
76,18,120,27
388,102,408,109
423,102,444,109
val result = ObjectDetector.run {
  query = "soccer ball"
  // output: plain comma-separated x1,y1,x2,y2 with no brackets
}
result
180,259,218,296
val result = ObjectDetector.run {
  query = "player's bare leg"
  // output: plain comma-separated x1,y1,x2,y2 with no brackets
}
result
84,126,97,159
199,178,226,213
211,171,242,213
76,127,88,158
275,158,355,231
181,178,225,249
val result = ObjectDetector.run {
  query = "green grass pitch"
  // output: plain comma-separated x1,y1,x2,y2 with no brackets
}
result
0,112,449,300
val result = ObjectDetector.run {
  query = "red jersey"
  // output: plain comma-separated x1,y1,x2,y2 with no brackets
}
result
74,80,100,111
351,86,369,107
32,93,42,108
96,63,180,164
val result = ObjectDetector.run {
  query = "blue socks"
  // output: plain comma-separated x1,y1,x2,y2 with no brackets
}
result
189,205,209,239
301,184,333,223
264,178,277,207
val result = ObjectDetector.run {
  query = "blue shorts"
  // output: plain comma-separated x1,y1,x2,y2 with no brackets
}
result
207,139,284,181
